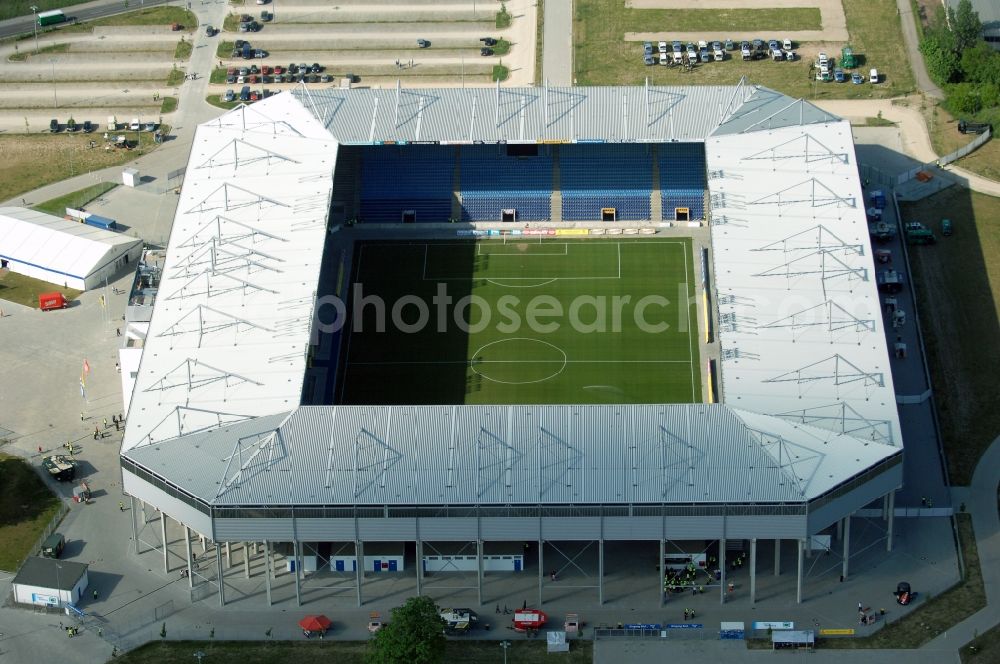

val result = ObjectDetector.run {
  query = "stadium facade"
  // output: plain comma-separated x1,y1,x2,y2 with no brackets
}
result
120,80,903,608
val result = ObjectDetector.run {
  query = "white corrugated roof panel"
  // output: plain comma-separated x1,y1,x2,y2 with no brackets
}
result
706,119,902,448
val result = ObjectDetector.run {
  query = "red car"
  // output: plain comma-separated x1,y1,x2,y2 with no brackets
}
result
262,65,271,75
249,90,260,101
273,65,284,75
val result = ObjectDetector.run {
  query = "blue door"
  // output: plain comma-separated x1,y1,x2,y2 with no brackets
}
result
352,559,357,572
388,559,398,572
373,559,381,572
335,560,345,572
514,558,522,572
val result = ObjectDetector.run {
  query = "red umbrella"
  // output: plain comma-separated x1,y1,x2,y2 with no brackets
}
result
299,615,332,632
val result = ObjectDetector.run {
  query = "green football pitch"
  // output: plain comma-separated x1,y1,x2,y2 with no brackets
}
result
336,238,701,405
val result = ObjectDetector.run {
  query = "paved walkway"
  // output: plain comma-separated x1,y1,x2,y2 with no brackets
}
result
542,0,573,85
895,0,944,99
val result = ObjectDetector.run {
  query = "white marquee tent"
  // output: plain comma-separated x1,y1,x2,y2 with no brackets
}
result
0,207,143,291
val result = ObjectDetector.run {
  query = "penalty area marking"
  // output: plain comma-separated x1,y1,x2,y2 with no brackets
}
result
470,337,568,385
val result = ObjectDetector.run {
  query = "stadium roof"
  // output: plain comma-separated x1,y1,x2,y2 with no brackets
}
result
290,80,831,144
121,84,902,509
125,404,899,506
705,118,903,447
0,207,141,285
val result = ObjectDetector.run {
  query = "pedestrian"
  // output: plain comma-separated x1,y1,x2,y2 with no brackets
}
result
116,328,121,337
858,601,863,612
119,413,123,423
93,589,98,600
98,627,103,638
550,570,556,581
879,608,885,616
38,445,42,454
115,418,120,431
103,417,108,429
496,603,500,614
522,599,527,610
80,412,85,421
728,581,734,594
409,58,413,67
920,496,927,506
683,609,688,621
93,427,99,441
927,498,933,508
118,501,125,512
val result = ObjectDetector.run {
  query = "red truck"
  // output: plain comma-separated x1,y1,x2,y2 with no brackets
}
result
39,292,68,311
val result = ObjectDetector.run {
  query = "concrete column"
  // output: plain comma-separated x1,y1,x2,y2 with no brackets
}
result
537,539,544,607
161,512,169,574
774,539,781,576
201,535,207,554
293,541,302,607
882,494,890,521
264,540,272,606
130,496,139,555
836,519,843,540
719,538,727,605
658,539,665,607
185,526,194,589
216,543,225,607
225,542,232,569
886,491,896,552
244,542,251,579
476,539,484,606
416,540,424,595
598,539,604,605
796,538,804,604
750,538,757,604
356,540,364,607
842,516,852,581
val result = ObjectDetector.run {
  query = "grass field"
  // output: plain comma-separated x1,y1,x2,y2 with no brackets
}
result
0,271,82,308
900,188,1000,485
0,453,63,572
32,181,117,216
574,0,915,99
117,639,593,664
337,239,700,406
925,104,1000,183
0,128,167,202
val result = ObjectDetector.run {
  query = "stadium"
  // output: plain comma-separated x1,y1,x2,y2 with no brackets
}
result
119,79,903,609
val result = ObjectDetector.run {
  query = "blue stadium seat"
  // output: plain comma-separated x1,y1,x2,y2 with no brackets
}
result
560,144,652,221
659,143,707,220
359,146,455,223
459,146,553,221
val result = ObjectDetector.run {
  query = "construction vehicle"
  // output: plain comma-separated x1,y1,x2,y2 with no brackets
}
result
42,455,77,482
868,220,895,242
958,120,991,134
905,221,936,245
368,612,385,634
840,46,857,68
440,608,478,633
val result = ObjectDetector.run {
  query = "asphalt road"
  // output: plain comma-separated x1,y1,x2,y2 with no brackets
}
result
0,0,176,41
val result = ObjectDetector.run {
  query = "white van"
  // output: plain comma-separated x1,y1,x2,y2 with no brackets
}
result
129,118,141,131
869,68,879,83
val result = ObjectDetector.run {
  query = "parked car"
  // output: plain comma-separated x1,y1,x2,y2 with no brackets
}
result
240,85,251,101
260,10,272,21
783,38,792,50
658,41,667,55
298,63,308,74
83,120,93,133
256,0,269,4
320,74,332,82
643,41,652,55
234,39,246,49
223,89,235,102
205,25,216,37
273,65,284,75
834,67,845,82
311,63,322,73
712,41,723,61
239,66,249,76
724,38,734,50
686,43,697,61
818,51,828,66
740,40,751,60
128,118,140,130
144,121,156,131
481,37,498,46
869,68,879,83
417,38,430,48
49,118,59,132
852,72,864,84
484,47,496,57
254,48,268,58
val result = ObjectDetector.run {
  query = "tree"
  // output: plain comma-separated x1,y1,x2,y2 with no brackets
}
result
950,0,983,52
920,30,961,84
367,596,446,664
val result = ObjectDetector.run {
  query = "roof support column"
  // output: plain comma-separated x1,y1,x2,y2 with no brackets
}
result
201,535,207,554
161,511,169,574
658,539,665,607
244,542,251,579
886,490,896,552
796,538,804,604
293,540,302,607
477,539,484,607
598,538,604,605
774,539,780,576
836,519,843,540
356,540,364,607
537,539,543,607
225,541,232,569
216,542,225,607
841,515,851,581
130,496,139,555
750,538,757,605
184,525,194,589
415,539,423,596
264,540,272,606
719,538,726,605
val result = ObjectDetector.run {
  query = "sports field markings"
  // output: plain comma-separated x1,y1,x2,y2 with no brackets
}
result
420,241,624,281
477,242,569,256
350,359,692,365
683,244,697,403
485,278,558,288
